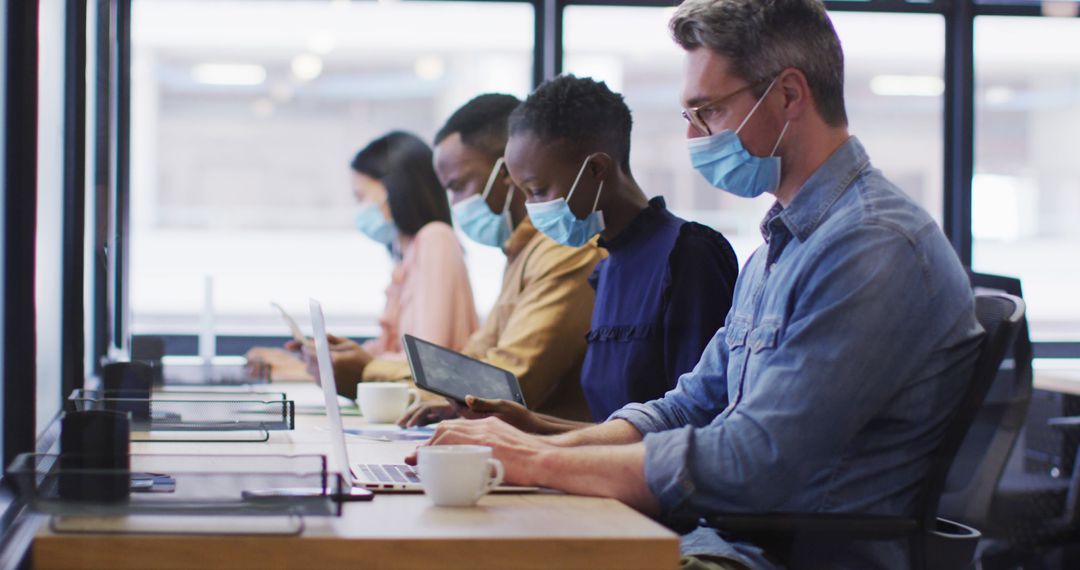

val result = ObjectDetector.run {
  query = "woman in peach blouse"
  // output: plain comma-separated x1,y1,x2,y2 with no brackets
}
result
248,131,478,385
349,131,479,359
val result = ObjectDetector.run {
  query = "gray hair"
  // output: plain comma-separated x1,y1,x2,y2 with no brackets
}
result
670,0,847,127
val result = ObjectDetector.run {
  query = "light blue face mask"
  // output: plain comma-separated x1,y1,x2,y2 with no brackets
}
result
451,157,514,248
524,155,605,248
353,201,397,246
687,78,790,198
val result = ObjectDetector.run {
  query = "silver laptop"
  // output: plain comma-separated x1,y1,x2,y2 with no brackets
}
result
310,298,425,491
310,299,537,493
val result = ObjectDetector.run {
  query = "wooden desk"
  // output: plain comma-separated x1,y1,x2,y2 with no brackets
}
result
32,384,680,570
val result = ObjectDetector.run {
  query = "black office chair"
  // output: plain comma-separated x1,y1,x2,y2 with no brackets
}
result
702,293,1026,570
938,272,1033,533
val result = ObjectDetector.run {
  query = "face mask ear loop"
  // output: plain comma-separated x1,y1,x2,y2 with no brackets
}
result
770,121,791,156
499,184,515,214
590,181,605,213
736,76,779,135
566,155,594,204
480,157,506,202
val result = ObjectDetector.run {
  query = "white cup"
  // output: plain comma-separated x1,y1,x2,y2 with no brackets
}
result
417,445,504,507
355,383,419,424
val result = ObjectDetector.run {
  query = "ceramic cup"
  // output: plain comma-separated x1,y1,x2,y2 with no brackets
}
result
355,382,420,424
417,445,504,507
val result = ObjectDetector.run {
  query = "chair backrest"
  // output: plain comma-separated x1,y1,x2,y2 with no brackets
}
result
916,292,1026,532
939,272,1033,528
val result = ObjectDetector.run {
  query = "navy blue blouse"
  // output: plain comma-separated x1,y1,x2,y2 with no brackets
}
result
580,197,738,421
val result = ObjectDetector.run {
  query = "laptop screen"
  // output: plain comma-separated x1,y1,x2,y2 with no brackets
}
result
309,299,352,493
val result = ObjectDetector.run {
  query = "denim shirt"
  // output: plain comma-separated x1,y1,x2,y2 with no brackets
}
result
610,137,984,569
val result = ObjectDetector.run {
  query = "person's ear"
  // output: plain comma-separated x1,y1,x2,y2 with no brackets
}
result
586,152,614,182
497,168,514,193
778,67,811,122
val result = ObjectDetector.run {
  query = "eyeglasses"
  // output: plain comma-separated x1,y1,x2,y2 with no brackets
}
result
681,77,774,137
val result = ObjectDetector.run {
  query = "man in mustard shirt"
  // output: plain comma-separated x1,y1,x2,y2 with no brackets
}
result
310,94,604,423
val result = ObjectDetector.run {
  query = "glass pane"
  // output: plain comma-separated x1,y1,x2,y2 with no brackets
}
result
974,16,1080,342
563,7,944,264
36,0,66,433
130,1,533,339
0,0,6,456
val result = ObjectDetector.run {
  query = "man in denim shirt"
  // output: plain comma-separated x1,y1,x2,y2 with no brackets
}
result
413,0,984,567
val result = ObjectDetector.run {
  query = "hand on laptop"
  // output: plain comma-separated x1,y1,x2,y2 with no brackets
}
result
404,416,554,486
292,334,373,399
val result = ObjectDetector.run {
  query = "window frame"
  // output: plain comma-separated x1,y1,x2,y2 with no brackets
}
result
0,0,1077,564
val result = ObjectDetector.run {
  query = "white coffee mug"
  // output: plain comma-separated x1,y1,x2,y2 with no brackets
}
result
417,445,504,507
355,382,419,424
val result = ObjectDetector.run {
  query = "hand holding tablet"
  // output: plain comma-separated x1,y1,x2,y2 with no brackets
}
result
401,335,527,407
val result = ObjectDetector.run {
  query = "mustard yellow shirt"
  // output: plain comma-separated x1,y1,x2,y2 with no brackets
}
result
362,219,604,421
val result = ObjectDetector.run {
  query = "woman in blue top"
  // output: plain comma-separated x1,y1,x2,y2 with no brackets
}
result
458,74,738,430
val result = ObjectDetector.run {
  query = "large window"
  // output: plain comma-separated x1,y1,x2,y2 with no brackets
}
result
36,0,66,434
0,0,7,461
973,16,1080,342
563,7,944,264
129,0,533,339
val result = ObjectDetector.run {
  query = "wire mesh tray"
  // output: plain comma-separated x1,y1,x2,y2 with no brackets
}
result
67,389,295,442
8,453,345,534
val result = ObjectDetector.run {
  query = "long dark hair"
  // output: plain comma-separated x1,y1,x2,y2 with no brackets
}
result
350,131,451,236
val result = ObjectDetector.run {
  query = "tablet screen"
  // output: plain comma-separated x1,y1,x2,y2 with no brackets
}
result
406,336,523,404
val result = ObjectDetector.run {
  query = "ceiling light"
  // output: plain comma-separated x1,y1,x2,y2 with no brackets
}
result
869,75,944,97
291,54,324,82
414,56,445,81
191,63,266,86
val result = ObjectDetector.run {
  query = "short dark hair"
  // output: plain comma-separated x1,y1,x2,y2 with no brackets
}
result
670,0,848,127
350,131,451,236
508,75,633,174
434,93,521,158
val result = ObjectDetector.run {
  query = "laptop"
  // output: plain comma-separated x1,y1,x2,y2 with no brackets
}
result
310,299,538,493
310,298,425,492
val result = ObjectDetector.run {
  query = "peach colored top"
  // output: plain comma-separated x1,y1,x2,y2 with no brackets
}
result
362,221,479,361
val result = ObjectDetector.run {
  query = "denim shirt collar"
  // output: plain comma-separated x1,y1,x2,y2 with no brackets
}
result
759,136,871,243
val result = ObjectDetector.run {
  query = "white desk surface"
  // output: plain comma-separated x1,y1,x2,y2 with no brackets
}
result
32,383,680,570
1034,359,1080,395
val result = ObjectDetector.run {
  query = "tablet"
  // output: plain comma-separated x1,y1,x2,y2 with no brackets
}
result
402,334,526,406
271,301,307,343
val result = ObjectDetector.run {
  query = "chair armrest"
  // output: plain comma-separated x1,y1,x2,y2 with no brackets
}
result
1047,416,1080,431
703,513,918,540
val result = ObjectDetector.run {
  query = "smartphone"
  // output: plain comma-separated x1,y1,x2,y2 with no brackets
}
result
271,302,307,343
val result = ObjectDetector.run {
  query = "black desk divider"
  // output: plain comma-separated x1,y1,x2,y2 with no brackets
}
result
66,389,295,442
59,410,131,502
6,453,344,535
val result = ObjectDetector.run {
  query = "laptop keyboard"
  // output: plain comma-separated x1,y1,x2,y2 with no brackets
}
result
357,463,420,484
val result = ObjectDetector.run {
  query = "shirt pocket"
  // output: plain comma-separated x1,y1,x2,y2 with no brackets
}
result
723,320,751,409
748,321,781,353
